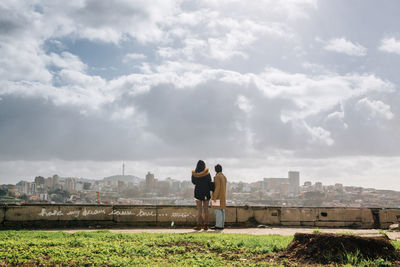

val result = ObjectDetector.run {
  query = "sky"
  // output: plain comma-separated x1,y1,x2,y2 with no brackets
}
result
1,0,400,189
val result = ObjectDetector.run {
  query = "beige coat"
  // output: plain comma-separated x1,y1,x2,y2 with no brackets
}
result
211,172,227,209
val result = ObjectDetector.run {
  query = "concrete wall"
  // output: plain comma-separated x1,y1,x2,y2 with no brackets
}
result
0,204,399,229
379,209,400,228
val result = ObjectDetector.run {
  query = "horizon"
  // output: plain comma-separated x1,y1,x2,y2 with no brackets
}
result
1,1,400,191
8,164,399,192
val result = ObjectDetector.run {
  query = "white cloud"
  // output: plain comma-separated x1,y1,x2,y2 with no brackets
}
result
198,0,318,20
379,37,400,55
236,95,253,113
160,14,291,61
110,62,393,120
252,68,393,121
323,37,367,56
156,1,302,62
325,106,348,130
49,52,87,72
356,98,394,120
42,0,180,44
304,123,334,146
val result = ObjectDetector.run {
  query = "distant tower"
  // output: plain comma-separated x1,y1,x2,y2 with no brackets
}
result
146,172,155,189
122,162,125,176
288,171,300,194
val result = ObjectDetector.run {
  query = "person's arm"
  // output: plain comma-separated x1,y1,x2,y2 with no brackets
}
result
212,176,221,200
191,175,196,185
207,174,214,191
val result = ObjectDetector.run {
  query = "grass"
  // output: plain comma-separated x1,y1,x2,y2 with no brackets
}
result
1,230,399,266
0,230,292,266
341,250,392,267
312,227,322,234
392,240,400,250
0,196,22,202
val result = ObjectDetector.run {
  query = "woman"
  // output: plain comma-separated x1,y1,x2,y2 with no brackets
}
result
191,160,212,230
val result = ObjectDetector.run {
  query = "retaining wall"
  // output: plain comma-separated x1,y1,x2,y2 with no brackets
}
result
0,204,399,229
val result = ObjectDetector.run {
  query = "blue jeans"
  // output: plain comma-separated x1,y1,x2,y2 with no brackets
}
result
214,209,225,228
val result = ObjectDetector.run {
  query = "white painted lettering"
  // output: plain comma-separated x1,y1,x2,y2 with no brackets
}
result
171,212,191,218
66,210,81,217
137,209,156,217
38,208,63,217
108,210,135,216
82,208,106,217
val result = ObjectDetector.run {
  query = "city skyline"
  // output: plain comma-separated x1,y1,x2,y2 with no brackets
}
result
4,169,400,208
1,167,393,192
0,160,399,191
1,1,400,190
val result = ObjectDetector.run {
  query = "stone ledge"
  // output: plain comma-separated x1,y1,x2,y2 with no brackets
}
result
1,204,399,229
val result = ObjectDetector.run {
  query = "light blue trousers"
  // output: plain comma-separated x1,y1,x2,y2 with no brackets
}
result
214,209,225,228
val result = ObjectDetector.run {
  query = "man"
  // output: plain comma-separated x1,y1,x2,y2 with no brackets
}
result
211,164,227,230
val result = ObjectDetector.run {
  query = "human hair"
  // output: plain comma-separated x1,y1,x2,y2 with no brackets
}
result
195,160,206,173
214,164,222,173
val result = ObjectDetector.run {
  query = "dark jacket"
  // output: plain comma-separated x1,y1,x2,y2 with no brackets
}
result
191,168,212,201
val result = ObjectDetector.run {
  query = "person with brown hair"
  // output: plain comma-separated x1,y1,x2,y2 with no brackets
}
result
191,160,212,230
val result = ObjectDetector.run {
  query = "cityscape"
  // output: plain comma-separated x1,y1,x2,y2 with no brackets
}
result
1,165,400,208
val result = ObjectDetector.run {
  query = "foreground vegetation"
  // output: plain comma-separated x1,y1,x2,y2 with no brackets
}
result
0,230,292,266
0,230,399,266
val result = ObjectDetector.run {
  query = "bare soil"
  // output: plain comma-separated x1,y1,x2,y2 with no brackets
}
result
278,232,400,265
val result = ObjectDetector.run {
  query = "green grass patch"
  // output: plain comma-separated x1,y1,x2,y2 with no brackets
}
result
0,196,22,202
0,230,292,266
392,240,400,250
1,231,399,266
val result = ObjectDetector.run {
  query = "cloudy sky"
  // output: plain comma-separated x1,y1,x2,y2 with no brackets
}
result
1,0,400,189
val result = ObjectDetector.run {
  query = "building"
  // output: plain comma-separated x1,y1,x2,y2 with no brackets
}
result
65,178,76,192
288,171,300,194
263,178,287,191
16,181,31,195
315,182,323,191
304,181,312,187
263,171,300,196
75,182,84,192
34,176,45,185
335,183,343,191
117,181,125,192
30,182,37,195
83,182,91,190
44,177,53,190
52,175,60,185
145,172,155,189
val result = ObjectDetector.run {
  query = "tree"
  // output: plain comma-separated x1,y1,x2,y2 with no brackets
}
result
0,188,7,196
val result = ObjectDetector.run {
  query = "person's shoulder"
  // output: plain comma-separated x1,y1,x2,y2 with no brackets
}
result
192,168,210,178
215,172,224,179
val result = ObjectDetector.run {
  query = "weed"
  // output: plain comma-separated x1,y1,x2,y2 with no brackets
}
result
312,228,322,234
379,229,389,239
337,231,355,236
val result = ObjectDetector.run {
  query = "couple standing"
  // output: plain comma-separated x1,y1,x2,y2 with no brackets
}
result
191,160,227,230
